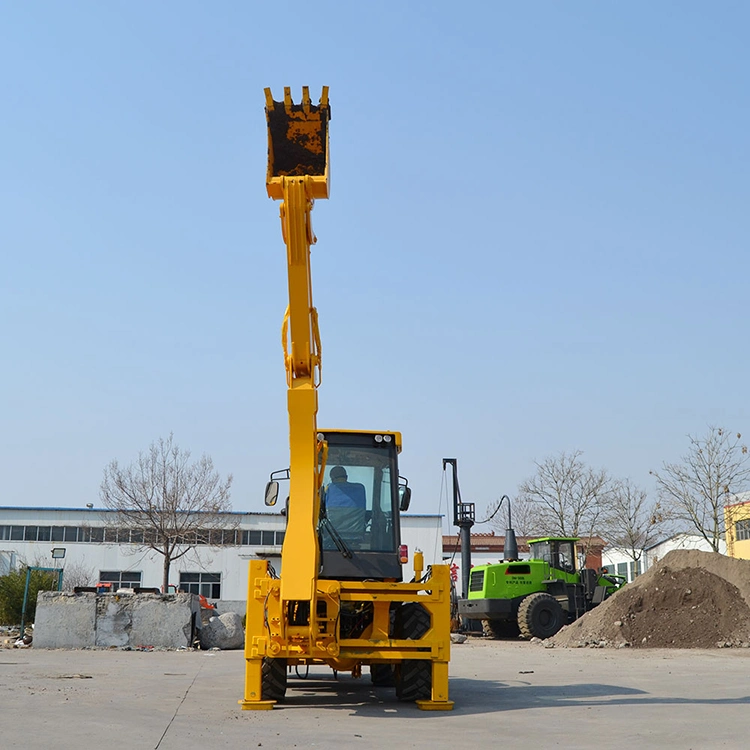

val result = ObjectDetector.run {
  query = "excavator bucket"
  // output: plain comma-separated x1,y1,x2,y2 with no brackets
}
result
264,86,330,200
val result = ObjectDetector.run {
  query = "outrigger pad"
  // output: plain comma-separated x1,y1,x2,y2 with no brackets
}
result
265,86,330,178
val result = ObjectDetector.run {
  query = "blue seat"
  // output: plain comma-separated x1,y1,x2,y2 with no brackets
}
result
325,482,367,542
326,482,366,509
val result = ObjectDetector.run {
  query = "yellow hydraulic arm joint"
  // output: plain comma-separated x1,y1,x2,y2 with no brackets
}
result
265,87,330,604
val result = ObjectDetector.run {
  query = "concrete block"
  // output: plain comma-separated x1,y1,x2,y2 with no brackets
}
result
130,594,200,649
33,591,201,649
95,596,133,647
34,592,96,649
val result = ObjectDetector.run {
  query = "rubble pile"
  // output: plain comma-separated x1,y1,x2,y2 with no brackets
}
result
551,550,750,648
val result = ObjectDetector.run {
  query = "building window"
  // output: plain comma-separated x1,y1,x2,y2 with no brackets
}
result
10,526,24,541
617,562,628,580
63,527,79,542
241,529,284,546
0,526,8,541
223,529,238,545
89,527,104,543
99,571,143,590
179,572,221,598
261,530,275,545
736,519,750,542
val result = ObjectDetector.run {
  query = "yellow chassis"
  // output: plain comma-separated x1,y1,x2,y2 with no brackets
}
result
241,559,454,710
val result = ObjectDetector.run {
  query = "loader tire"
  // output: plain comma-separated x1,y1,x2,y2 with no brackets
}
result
394,603,431,702
518,593,564,640
261,657,287,702
395,659,431,702
370,664,395,687
482,618,520,639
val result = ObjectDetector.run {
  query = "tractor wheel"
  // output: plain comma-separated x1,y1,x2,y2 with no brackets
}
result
394,603,432,702
518,593,564,640
370,664,395,686
482,618,520,639
261,657,287,702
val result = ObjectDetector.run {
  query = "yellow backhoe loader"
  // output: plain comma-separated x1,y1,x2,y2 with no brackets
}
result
240,87,454,710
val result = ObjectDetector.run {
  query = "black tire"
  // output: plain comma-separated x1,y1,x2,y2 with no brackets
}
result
517,593,564,640
394,603,431,702
482,618,520,639
370,663,395,686
261,657,287,702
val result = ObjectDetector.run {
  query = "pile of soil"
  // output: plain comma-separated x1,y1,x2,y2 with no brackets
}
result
551,550,750,649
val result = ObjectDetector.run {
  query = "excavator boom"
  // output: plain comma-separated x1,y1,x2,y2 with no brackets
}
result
263,87,330,604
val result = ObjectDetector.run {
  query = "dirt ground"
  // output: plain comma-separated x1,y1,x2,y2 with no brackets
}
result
552,550,750,648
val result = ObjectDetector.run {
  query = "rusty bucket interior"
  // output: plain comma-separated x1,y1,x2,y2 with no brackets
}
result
265,86,330,199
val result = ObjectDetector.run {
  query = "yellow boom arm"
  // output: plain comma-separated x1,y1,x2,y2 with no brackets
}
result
265,86,330,603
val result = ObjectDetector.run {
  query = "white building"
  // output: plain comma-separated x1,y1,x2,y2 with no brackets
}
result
601,533,727,583
643,533,726,567
0,506,442,615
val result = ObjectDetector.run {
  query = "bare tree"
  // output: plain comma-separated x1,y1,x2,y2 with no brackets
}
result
517,450,612,554
601,479,668,567
486,494,544,539
650,426,750,552
60,560,97,591
100,434,234,590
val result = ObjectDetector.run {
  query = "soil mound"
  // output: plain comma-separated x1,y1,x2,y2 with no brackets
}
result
551,550,750,649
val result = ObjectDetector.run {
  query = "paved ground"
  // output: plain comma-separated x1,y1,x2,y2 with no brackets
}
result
1,639,749,749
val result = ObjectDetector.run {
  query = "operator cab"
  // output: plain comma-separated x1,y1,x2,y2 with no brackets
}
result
318,430,409,581
528,537,578,574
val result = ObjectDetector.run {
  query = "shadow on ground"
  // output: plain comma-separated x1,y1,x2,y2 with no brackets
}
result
269,672,750,717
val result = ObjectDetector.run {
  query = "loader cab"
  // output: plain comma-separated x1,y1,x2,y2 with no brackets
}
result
528,537,578,574
318,430,406,581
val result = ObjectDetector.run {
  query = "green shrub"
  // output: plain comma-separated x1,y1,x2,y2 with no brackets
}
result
0,568,59,626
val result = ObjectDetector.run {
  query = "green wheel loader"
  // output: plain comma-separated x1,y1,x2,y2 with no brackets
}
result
458,537,625,640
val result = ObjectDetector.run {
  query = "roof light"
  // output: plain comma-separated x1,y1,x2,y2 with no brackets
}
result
383,435,392,443
374,435,383,443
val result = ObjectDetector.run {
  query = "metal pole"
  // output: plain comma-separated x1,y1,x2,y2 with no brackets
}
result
443,458,475,599
19,567,31,639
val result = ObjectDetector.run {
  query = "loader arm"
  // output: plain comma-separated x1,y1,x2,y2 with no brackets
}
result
265,86,331,604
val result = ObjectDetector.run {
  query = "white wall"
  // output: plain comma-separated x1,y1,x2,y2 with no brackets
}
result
602,534,728,583
644,533,726,569
0,508,443,611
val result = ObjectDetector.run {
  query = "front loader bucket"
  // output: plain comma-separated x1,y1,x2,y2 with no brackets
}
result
265,86,330,200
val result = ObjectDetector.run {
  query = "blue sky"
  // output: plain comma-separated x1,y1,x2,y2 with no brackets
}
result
2,2,748,528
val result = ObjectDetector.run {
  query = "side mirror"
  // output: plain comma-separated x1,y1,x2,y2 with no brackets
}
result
399,486,411,512
264,480,280,507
